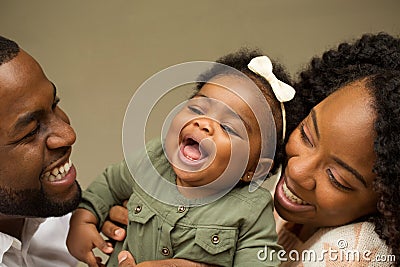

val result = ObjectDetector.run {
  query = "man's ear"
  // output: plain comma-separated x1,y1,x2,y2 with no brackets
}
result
253,158,274,180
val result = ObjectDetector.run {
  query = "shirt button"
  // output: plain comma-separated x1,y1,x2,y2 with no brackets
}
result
161,247,170,256
177,205,186,213
134,205,142,213
211,234,220,244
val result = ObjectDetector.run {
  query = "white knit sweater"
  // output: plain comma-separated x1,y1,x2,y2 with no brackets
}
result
277,219,394,267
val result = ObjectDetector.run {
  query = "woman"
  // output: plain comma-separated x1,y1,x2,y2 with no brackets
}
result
275,75,399,266
100,32,400,267
276,32,399,266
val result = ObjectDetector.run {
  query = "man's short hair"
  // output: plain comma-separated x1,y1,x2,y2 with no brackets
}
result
0,35,20,65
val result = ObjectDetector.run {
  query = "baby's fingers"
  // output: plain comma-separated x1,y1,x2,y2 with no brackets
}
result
101,220,126,242
118,251,136,267
95,256,106,267
92,233,114,255
84,252,102,267
109,204,129,226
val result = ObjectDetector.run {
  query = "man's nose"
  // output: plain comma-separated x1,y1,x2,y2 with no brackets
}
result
46,112,76,149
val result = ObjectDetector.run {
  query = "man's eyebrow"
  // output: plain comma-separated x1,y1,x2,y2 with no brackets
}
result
311,109,320,139
193,93,252,131
332,156,368,188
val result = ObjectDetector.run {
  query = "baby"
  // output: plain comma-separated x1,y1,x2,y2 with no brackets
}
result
67,48,295,267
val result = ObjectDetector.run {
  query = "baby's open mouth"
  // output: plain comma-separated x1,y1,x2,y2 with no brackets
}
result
181,137,208,161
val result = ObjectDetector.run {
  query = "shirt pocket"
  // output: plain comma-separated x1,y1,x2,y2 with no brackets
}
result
190,227,238,267
127,195,155,224
125,195,158,262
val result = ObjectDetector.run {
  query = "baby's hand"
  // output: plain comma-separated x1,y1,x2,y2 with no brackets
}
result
118,251,136,267
67,208,114,267
101,201,128,242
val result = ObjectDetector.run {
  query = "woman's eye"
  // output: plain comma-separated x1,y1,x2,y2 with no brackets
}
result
300,123,313,147
327,169,352,191
188,106,204,115
221,124,239,137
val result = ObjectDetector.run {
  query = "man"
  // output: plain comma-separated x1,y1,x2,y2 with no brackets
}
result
0,35,80,266
0,35,219,267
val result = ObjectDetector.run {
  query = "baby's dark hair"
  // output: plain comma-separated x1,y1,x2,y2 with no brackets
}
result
287,32,400,266
195,48,292,177
0,35,19,66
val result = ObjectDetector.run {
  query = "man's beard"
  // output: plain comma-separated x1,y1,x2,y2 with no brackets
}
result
0,182,82,217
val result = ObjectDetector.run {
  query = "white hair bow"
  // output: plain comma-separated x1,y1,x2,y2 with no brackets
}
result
248,55,296,140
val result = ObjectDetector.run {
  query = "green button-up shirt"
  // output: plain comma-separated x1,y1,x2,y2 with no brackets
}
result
81,139,281,266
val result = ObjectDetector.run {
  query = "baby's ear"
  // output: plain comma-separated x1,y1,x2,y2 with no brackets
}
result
247,158,274,192
253,158,274,179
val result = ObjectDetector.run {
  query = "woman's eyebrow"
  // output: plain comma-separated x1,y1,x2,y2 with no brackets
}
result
311,109,320,139
332,156,368,188
311,107,367,188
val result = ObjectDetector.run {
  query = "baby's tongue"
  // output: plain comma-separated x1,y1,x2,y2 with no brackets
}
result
183,143,201,160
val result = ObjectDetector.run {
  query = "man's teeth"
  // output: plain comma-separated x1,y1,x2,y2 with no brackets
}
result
43,160,72,182
283,182,308,205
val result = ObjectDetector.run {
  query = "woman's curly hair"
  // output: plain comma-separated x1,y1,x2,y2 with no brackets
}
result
196,48,292,176
286,32,400,266
368,71,400,266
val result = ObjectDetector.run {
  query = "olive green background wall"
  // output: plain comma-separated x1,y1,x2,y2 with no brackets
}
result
1,0,399,192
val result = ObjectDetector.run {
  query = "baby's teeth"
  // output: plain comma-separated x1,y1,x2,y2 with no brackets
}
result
44,172,51,178
49,175,56,182
56,174,62,180
59,166,65,174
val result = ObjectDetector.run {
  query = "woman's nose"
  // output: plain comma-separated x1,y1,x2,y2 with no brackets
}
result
193,118,215,135
286,155,318,191
46,109,76,149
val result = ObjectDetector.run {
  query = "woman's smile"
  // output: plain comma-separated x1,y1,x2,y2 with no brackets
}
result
275,176,315,213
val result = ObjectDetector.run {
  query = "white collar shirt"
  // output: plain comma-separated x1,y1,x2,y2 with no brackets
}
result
0,214,77,267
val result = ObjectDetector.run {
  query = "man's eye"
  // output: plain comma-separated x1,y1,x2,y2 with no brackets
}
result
19,124,40,143
52,97,60,110
188,106,204,115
